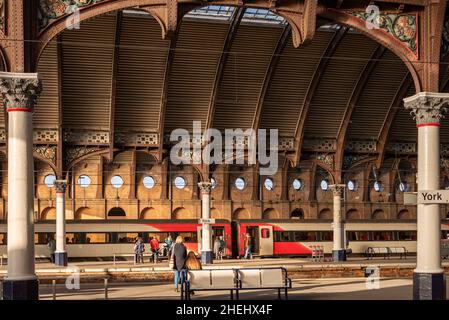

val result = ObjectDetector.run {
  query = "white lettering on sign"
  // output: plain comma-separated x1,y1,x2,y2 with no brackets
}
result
417,190,449,204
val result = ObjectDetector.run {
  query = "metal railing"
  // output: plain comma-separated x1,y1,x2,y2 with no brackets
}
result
46,278,110,300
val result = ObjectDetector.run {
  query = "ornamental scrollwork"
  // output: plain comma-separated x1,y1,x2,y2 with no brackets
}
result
34,145,57,164
38,0,106,31
0,0,6,35
65,146,99,166
351,12,418,58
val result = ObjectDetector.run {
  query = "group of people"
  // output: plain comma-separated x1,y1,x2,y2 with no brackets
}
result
134,235,174,264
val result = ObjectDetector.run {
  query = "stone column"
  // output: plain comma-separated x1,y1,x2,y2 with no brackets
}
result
0,72,41,300
198,181,213,264
329,184,346,261
404,92,448,300
54,180,68,266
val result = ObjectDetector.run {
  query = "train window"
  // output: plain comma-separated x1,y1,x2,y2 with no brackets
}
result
293,231,317,241
78,175,92,188
34,233,55,245
274,231,291,242
320,231,333,241
261,228,270,238
178,232,197,243
117,233,139,243
347,231,370,241
111,176,124,189
372,231,394,241
85,233,109,244
66,233,75,244
44,174,56,188
0,233,6,245
143,176,156,189
398,231,417,241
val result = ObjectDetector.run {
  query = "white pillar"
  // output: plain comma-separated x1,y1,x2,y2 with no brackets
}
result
0,72,41,300
198,181,213,264
329,184,346,261
404,92,448,300
54,180,68,266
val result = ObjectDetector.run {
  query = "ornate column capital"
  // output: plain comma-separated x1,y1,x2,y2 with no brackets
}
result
0,72,42,112
198,182,212,194
54,180,68,194
329,184,345,196
403,92,449,127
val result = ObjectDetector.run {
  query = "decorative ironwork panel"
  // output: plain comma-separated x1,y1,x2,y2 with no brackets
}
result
34,145,57,163
64,130,109,144
351,11,418,58
279,137,294,151
345,140,377,153
0,0,5,35
302,139,336,152
386,142,416,154
0,129,5,143
65,146,100,165
38,0,106,31
34,130,58,143
343,155,371,170
115,132,159,146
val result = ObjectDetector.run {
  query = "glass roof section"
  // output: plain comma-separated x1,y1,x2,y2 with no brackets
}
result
242,8,286,25
184,6,286,25
184,5,235,21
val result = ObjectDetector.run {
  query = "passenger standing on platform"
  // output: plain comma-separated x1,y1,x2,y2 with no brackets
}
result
219,236,226,259
47,237,56,263
164,235,173,256
150,236,159,263
170,236,187,292
213,237,221,259
244,233,252,259
185,251,202,270
134,237,145,264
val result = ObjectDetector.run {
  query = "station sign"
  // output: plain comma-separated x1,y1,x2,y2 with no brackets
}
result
199,218,215,224
417,190,449,204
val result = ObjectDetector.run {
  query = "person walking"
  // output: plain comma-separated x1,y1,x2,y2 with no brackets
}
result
150,236,160,263
47,236,56,263
169,236,187,292
134,237,145,264
218,236,226,260
243,233,252,259
213,236,221,259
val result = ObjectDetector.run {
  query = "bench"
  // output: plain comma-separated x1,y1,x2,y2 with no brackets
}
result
365,247,407,260
181,267,292,300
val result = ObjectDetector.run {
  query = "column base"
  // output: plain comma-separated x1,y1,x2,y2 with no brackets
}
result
55,251,68,266
2,278,39,300
332,250,347,262
413,272,446,300
201,251,213,265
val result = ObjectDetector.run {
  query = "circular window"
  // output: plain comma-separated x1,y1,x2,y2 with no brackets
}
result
143,176,155,189
44,174,56,188
293,179,302,191
111,176,124,189
399,182,407,192
347,180,356,192
77,175,91,188
374,181,382,192
174,176,187,189
264,178,274,191
211,177,217,189
320,179,329,191
235,177,246,191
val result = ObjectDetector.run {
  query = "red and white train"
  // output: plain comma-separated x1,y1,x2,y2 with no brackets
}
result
1,219,449,258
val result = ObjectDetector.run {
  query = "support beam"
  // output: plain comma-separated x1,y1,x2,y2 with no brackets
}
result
0,72,42,300
334,45,386,181
252,26,291,131
56,35,63,178
376,73,413,168
54,180,67,267
329,184,346,261
206,7,244,130
292,26,348,166
108,12,122,161
404,92,448,300
157,24,180,162
198,181,213,264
